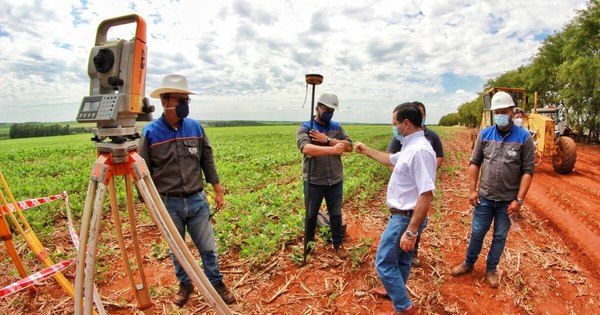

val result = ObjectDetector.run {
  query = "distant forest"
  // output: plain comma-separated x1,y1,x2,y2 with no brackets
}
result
1,120,301,140
7,123,92,139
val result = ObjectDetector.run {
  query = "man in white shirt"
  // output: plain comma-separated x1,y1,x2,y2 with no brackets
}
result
354,102,437,315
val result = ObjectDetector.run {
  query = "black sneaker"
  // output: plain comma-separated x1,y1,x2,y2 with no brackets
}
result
214,282,236,304
173,282,194,307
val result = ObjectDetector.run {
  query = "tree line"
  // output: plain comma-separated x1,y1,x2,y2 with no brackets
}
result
9,124,91,139
4,121,299,139
439,0,599,143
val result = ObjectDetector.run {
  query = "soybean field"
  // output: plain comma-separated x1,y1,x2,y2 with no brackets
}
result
0,124,392,270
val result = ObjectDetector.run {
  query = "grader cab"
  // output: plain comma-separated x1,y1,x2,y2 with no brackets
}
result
480,87,577,174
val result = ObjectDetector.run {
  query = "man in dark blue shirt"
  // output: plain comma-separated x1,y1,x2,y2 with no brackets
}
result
450,91,535,288
296,93,353,259
139,74,235,306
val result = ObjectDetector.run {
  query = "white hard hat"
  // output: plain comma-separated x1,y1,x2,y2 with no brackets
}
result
490,91,515,110
317,93,339,110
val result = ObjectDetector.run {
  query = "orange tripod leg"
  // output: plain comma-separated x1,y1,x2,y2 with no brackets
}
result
108,176,152,313
0,208,35,294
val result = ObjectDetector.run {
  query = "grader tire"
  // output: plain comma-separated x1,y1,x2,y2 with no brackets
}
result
552,136,577,174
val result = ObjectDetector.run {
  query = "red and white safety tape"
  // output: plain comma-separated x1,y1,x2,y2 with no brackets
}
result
0,192,79,298
1,192,107,313
0,258,75,297
64,194,80,248
1,193,67,213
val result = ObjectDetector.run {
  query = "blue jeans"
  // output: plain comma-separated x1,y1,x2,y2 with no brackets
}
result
464,196,512,272
303,180,344,246
375,214,427,311
162,191,223,286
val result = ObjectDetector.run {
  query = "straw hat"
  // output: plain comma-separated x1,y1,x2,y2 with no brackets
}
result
149,74,197,99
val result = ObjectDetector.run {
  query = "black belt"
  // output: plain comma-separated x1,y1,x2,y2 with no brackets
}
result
390,208,414,216
161,189,202,198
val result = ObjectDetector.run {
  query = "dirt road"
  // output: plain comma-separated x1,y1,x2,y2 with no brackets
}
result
1,128,599,314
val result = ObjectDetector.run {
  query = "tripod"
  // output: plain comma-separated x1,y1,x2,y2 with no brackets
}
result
73,132,232,315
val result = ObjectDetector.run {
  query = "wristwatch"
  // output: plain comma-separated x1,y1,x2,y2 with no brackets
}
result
516,198,524,205
326,137,331,145
405,230,418,240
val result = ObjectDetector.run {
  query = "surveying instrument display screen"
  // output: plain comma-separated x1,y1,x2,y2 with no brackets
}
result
77,95,122,122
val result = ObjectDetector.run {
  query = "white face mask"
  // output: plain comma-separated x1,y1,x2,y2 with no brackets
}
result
494,114,511,128
392,120,407,143
514,117,524,127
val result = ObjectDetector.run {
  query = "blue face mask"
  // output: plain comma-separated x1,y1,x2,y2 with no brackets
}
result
320,111,333,124
494,114,510,128
175,101,189,119
392,126,403,143
421,118,426,128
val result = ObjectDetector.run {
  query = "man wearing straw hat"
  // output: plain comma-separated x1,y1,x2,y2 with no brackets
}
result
139,74,235,306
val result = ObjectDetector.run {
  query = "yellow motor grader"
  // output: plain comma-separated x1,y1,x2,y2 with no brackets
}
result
480,87,577,174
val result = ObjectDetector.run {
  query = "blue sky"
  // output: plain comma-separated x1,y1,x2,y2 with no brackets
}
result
0,0,588,124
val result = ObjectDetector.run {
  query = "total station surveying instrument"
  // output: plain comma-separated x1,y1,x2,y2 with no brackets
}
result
74,14,231,314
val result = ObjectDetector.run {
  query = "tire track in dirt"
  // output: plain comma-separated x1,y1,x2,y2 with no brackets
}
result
534,168,600,224
527,143,600,269
572,143,600,170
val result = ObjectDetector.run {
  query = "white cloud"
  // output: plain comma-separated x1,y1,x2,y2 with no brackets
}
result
0,0,588,125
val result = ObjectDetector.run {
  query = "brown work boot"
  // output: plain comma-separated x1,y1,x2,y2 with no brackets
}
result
214,282,236,304
486,270,500,288
370,286,390,299
450,263,473,277
173,282,194,307
333,244,348,259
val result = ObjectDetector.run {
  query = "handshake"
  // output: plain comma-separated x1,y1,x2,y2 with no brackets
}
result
308,130,373,157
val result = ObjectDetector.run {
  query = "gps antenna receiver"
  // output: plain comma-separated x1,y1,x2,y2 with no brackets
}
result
305,74,323,85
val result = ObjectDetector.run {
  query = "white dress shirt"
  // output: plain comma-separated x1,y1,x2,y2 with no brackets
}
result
386,130,437,210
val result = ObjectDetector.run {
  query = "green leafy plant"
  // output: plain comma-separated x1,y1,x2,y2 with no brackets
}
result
350,237,373,270
149,240,170,260
289,244,304,266
317,225,331,243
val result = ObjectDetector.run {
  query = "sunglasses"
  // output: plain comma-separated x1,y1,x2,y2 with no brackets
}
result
169,96,191,105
